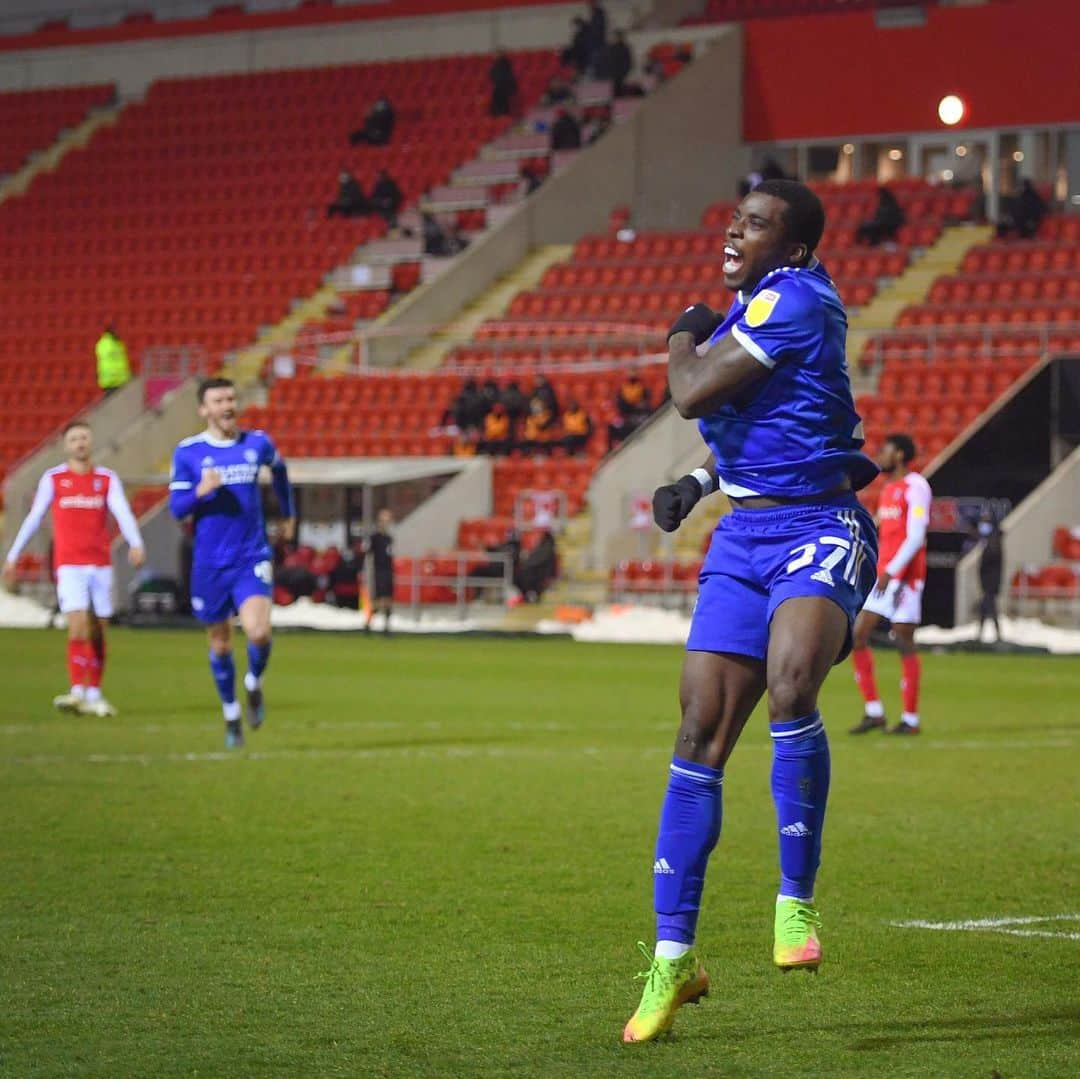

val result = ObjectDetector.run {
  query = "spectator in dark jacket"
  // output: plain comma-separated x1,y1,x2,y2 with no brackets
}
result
588,1,608,54
369,169,403,227
327,170,369,218
515,531,558,601
997,179,1047,240
561,16,591,72
500,380,529,424
350,97,395,146
531,376,559,418
856,187,906,246
609,30,633,96
975,509,1005,643
452,378,485,432
550,108,582,152
489,50,518,117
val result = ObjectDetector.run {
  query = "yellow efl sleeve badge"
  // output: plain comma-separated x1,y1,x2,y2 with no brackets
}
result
744,289,781,328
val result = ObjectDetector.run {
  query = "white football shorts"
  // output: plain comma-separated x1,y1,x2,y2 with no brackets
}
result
861,576,923,625
56,564,115,617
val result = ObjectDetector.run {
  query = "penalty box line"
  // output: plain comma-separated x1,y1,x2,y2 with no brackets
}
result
892,913,1080,941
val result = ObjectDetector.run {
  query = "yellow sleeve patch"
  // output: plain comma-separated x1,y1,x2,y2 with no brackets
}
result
744,289,781,329
912,505,927,518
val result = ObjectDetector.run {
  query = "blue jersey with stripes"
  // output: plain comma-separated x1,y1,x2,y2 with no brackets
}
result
698,259,877,498
169,429,293,568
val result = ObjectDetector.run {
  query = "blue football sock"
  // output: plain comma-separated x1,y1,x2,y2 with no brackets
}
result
653,757,724,945
246,638,272,683
770,712,830,900
208,649,237,706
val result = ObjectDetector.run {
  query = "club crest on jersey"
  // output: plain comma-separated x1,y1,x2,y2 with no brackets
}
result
244,449,258,464
744,289,780,328
201,456,215,468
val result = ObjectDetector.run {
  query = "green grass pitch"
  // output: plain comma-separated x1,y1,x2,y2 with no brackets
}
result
1,628,1077,1077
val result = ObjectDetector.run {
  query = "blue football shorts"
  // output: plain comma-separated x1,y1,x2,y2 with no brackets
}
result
190,557,274,624
687,493,878,663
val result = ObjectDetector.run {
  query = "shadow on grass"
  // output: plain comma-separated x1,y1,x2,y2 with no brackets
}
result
845,1004,1080,1050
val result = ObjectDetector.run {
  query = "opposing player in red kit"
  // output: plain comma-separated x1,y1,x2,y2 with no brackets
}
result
3,421,145,716
849,433,931,735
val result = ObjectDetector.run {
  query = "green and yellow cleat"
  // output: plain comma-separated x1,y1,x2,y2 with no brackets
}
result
773,898,822,972
622,942,709,1043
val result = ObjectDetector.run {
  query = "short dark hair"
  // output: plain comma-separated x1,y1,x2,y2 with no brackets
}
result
63,419,90,436
885,432,917,463
198,376,235,402
753,179,826,258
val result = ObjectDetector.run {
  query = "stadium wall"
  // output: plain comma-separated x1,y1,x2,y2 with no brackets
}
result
954,443,1080,626
0,1,643,93
587,403,705,567
742,0,1080,140
368,26,744,367
925,355,1080,627
392,456,493,557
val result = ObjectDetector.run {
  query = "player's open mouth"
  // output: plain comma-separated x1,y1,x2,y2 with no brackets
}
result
723,246,744,275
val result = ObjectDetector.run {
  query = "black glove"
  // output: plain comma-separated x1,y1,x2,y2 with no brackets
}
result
667,303,722,346
652,474,705,533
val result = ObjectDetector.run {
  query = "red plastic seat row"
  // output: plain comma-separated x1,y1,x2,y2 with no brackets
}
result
1052,527,1080,561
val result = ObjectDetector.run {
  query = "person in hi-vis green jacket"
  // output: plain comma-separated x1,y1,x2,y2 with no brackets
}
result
95,326,131,394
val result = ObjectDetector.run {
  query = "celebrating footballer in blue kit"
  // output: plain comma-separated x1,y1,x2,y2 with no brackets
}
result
623,181,879,1043
169,377,296,749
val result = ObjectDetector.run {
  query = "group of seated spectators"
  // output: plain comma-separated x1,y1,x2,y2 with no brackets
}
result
327,166,404,224
448,372,657,456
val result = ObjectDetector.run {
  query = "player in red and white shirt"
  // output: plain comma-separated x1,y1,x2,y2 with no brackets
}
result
849,433,932,735
2,421,145,717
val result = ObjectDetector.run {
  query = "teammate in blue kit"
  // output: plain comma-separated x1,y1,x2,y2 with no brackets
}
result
169,378,296,748
623,181,879,1043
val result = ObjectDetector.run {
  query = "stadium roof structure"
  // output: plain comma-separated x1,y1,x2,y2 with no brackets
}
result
284,456,473,488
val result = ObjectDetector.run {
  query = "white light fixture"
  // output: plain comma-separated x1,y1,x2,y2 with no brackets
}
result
1013,150,1025,163
938,94,965,126
888,148,903,161
942,169,955,181
955,145,968,158
842,143,855,155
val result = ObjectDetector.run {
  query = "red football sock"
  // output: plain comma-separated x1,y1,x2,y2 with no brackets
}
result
88,629,106,689
851,647,879,704
68,639,92,689
901,652,921,716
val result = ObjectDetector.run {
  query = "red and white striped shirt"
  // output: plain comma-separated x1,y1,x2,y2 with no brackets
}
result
5,465,143,569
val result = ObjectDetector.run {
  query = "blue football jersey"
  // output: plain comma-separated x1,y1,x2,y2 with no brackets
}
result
698,259,877,498
168,429,294,568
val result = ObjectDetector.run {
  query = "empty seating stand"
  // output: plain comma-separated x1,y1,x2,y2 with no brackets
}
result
0,52,556,493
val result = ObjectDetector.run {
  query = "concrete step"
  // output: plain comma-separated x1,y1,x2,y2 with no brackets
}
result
402,244,573,371
848,224,994,372
0,101,124,203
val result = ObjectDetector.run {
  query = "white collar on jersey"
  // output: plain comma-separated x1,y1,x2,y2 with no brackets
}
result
738,257,822,303
200,431,239,447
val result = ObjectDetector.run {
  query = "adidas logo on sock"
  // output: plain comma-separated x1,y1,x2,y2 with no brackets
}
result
653,857,675,875
780,821,812,837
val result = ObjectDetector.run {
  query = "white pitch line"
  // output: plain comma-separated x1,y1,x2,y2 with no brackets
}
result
876,739,1073,751
3,742,633,768
892,914,1080,941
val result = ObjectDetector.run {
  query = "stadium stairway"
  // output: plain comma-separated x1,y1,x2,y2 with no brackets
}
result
221,282,341,385
0,101,123,203
847,224,994,387
400,245,575,372
0,91,120,204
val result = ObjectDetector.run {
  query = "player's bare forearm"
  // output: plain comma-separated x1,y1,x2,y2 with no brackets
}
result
667,332,768,419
